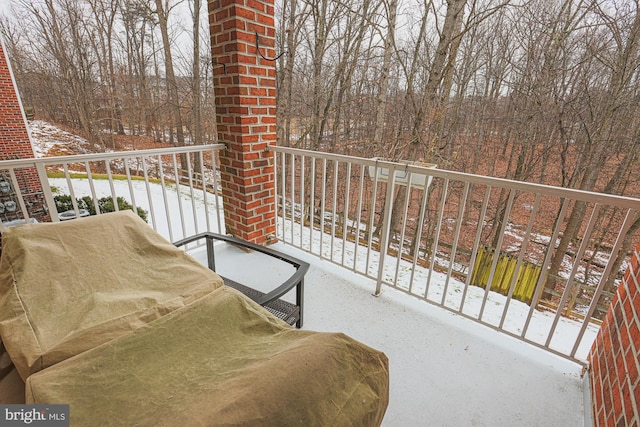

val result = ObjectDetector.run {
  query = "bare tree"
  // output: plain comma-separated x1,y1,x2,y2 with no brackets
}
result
544,0,640,299
372,0,398,156
153,0,185,148
191,0,201,146
87,0,123,140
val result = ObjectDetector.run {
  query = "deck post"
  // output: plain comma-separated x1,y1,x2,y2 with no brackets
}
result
375,164,398,296
208,0,278,245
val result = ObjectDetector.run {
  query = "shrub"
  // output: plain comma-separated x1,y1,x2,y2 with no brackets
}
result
54,195,148,223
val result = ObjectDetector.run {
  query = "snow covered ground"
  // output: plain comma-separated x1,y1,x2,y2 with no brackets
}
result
28,120,95,157
280,220,599,361
188,235,588,426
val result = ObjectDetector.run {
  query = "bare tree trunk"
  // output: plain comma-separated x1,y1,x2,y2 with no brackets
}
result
153,0,187,172
309,0,328,150
89,0,123,147
192,0,201,146
276,0,301,147
190,0,202,177
372,0,397,156
382,0,466,241
29,0,103,147
154,0,185,148
412,0,466,161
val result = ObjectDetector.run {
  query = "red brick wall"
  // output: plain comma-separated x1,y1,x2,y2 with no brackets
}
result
0,40,34,159
588,243,640,426
0,37,49,223
208,0,277,244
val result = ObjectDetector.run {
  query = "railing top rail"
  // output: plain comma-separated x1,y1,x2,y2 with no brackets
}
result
0,144,226,168
269,146,640,210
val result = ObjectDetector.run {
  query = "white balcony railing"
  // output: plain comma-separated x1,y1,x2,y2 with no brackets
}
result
2,143,639,364
270,146,640,363
0,144,225,242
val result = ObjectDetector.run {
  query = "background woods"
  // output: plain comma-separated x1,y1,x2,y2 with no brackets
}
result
1,0,640,310
2,0,639,190
1,0,218,149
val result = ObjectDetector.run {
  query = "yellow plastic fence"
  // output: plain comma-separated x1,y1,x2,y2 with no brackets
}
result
470,246,542,304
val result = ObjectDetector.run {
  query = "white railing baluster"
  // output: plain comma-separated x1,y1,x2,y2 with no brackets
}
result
366,162,380,277
375,162,398,296
460,185,491,314
426,178,449,300
198,151,211,233
342,162,351,267
210,149,222,233
84,161,100,215
570,208,638,357
124,157,137,215
278,151,285,240
105,160,118,212
394,172,414,288
353,164,365,273
172,153,187,239
478,189,516,322
299,155,305,249
443,182,470,308
319,159,327,259
63,164,80,218
408,181,431,294
499,193,541,329
158,154,174,242
331,160,339,262
8,169,28,220
309,157,316,253
545,204,602,347
184,154,199,235
2,142,638,365
141,157,157,231
35,162,58,222
289,153,295,244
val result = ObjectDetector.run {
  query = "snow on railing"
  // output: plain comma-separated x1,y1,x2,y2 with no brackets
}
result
0,144,225,242
269,145,640,363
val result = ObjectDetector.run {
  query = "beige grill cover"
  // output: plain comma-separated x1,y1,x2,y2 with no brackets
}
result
0,211,223,380
26,287,390,426
1,210,389,425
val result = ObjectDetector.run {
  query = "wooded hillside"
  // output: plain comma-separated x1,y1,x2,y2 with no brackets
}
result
2,0,639,269
2,0,638,189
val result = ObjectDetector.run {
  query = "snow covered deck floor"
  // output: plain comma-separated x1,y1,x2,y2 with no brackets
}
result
189,241,589,427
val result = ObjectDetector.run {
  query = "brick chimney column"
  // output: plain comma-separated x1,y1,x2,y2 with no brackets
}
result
208,0,277,244
0,36,49,224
